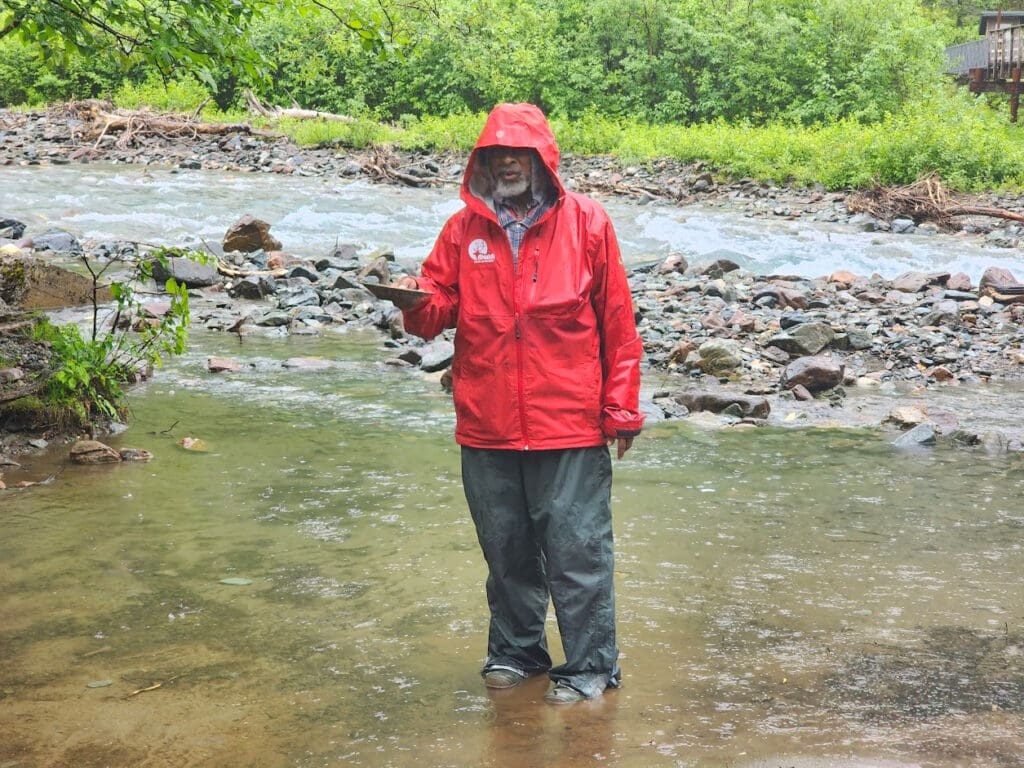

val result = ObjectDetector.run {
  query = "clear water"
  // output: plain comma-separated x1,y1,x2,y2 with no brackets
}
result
3,164,1024,766
2,330,1023,768
4,163,1024,281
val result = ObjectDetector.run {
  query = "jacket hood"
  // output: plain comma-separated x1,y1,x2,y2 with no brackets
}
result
462,103,563,216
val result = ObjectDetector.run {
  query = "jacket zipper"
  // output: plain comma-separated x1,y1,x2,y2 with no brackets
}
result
513,236,529,448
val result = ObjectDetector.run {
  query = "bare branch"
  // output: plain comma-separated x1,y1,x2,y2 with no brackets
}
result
308,0,366,34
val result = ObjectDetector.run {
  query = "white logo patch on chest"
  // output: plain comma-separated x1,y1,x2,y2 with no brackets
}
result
468,238,496,264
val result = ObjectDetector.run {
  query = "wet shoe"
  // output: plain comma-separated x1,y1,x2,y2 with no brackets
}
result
544,682,587,704
483,668,527,689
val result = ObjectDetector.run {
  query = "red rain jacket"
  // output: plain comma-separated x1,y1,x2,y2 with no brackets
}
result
402,103,644,450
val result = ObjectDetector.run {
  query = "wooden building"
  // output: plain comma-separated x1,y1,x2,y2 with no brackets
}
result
946,10,1024,120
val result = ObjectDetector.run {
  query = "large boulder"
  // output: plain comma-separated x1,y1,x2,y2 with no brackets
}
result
222,214,283,253
151,255,220,288
29,228,82,254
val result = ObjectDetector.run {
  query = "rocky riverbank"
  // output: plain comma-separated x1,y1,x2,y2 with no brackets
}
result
3,105,1024,482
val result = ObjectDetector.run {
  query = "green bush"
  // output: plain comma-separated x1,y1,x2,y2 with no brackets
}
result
28,247,198,430
114,73,212,113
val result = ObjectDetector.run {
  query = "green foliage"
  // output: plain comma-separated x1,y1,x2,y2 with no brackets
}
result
0,0,275,92
280,116,400,148
0,34,126,105
113,73,211,113
29,246,199,429
293,84,1021,192
32,319,129,424
5,0,1023,193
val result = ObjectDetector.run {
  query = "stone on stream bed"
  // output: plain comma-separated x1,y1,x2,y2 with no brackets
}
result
69,440,153,464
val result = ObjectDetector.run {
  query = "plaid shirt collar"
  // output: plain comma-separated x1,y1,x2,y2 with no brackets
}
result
494,191,555,262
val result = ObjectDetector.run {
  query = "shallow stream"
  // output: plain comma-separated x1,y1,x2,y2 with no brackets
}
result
1,166,1023,767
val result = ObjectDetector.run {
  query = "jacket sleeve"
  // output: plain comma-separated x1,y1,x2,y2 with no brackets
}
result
401,215,462,341
590,215,645,439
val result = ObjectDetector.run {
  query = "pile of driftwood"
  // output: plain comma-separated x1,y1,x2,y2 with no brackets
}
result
847,174,1024,230
61,100,260,149
359,145,454,188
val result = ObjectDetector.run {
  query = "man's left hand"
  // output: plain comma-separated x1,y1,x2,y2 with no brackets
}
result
608,436,634,459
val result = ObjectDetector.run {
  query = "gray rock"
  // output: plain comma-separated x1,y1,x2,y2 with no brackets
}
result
892,271,931,293
0,216,27,239
228,274,276,299
420,340,454,372
768,321,835,356
151,255,220,288
920,299,960,328
256,310,292,326
277,288,320,309
31,228,82,254
288,265,321,283
697,339,743,375
849,213,885,231
891,218,916,234
893,423,937,448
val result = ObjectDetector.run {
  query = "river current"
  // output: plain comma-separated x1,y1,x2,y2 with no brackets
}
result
1,165,1023,767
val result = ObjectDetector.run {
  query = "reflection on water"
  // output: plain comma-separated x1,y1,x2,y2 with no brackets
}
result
2,330,1023,767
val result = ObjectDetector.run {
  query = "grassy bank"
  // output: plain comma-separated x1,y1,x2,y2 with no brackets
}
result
58,79,1024,194
255,93,1024,193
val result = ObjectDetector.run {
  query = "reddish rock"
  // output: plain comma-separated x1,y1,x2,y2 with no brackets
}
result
790,384,813,401
657,252,688,275
208,356,243,373
222,214,282,253
927,365,955,382
69,440,121,464
828,270,859,289
979,267,1024,303
946,272,973,292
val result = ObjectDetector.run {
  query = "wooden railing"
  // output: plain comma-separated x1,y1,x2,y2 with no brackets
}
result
987,23,1024,78
945,39,988,75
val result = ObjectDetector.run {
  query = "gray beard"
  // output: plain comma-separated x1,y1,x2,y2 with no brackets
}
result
493,176,529,201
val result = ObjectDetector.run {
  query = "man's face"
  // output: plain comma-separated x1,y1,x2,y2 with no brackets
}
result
485,146,533,201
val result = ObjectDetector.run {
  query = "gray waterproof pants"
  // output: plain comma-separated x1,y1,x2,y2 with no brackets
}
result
461,445,620,698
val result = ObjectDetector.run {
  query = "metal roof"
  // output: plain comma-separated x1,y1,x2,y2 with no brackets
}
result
979,11,1024,36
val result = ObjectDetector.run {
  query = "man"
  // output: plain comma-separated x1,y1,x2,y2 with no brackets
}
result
393,103,644,703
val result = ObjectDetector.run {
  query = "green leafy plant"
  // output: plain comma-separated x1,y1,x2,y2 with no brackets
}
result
31,245,201,429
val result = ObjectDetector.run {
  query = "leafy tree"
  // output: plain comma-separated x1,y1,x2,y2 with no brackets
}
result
0,0,398,95
0,0,278,90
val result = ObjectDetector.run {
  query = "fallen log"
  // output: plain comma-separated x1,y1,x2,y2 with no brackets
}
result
244,90,355,123
215,260,287,279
